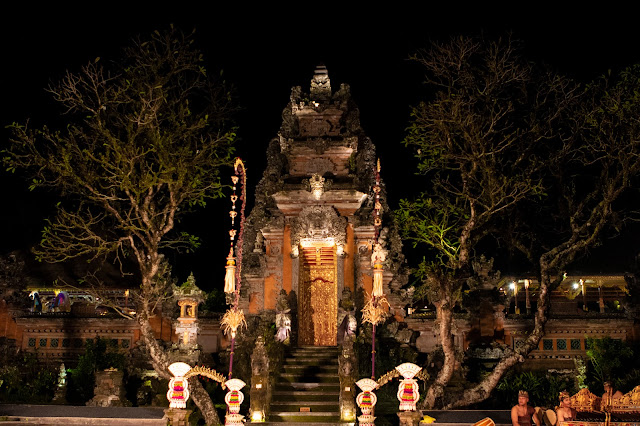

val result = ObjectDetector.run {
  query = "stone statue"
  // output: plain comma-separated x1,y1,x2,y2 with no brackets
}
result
275,290,291,344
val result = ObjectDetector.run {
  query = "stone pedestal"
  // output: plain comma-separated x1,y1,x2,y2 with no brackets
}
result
87,368,127,407
339,336,357,423
398,410,423,426
164,408,192,426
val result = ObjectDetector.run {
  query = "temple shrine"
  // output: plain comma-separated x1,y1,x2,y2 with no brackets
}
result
0,67,638,402
238,65,408,346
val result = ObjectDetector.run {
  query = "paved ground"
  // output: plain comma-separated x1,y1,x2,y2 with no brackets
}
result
0,404,166,425
0,404,165,418
0,404,512,425
423,410,511,425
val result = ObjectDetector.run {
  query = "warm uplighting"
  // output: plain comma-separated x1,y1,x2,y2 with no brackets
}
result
251,410,264,422
524,279,530,289
255,383,262,389
341,408,355,422
573,283,579,289
509,282,515,290
299,238,335,248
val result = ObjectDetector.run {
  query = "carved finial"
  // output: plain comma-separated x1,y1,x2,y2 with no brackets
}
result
310,173,325,199
310,64,331,102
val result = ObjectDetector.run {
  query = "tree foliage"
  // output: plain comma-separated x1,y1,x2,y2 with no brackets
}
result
585,337,634,392
397,36,576,407
398,36,640,409
3,27,235,424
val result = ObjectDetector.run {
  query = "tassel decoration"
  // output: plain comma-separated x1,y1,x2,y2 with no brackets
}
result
373,263,384,297
224,248,236,294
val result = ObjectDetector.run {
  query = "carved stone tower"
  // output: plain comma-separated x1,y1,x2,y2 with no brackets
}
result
173,273,204,347
241,66,407,346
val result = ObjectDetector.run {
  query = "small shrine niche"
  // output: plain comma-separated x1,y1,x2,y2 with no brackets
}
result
173,273,204,347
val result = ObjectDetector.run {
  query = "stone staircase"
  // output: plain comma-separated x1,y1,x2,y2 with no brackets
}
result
266,345,345,425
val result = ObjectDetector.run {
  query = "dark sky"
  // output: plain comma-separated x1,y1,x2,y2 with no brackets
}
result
2,6,640,288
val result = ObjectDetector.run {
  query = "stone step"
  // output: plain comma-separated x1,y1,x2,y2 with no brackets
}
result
272,390,340,403
288,347,338,355
275,382,340,392
262,423,354,426
283,363,337,370
286,353,339,360
268,411,341,423
284,357,338,365
270,346,341,424
278,373,340,383
270,400,340,412
294,345,339,350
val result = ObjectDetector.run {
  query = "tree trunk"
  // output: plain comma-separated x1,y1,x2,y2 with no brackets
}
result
137,300,222,425
422,303,455,409
189,378,223,425
446,267,552,408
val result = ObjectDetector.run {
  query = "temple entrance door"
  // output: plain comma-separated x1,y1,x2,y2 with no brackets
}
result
298,242,337,346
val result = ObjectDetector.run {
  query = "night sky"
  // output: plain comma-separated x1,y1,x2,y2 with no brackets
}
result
2,6,640,289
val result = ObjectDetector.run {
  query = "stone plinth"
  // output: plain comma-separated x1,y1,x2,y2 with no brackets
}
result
164,408,192,426
87,368,127,407
398,410,423,426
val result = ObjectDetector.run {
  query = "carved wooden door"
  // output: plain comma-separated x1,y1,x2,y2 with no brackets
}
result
298,244,337,346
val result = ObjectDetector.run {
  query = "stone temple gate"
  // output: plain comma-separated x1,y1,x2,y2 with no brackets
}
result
240,65,408,345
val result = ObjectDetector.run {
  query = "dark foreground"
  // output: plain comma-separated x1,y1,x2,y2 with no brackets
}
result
0,404,512,425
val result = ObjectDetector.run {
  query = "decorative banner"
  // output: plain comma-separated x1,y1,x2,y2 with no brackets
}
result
395,363,421,412
224,247,237,294
371,243,386,297
356,378,379,426
224,378,246,426
167,362,192,409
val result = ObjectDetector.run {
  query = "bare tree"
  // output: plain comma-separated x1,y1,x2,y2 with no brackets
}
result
3,27,236,424
454,63,640,407
397,36,584,408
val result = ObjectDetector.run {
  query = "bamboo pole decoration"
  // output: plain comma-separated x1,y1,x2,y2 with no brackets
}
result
369,159,385,379
222,158,248,379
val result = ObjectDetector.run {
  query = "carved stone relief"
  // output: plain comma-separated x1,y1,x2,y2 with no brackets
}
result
290,206,347,249
305,158,336,175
